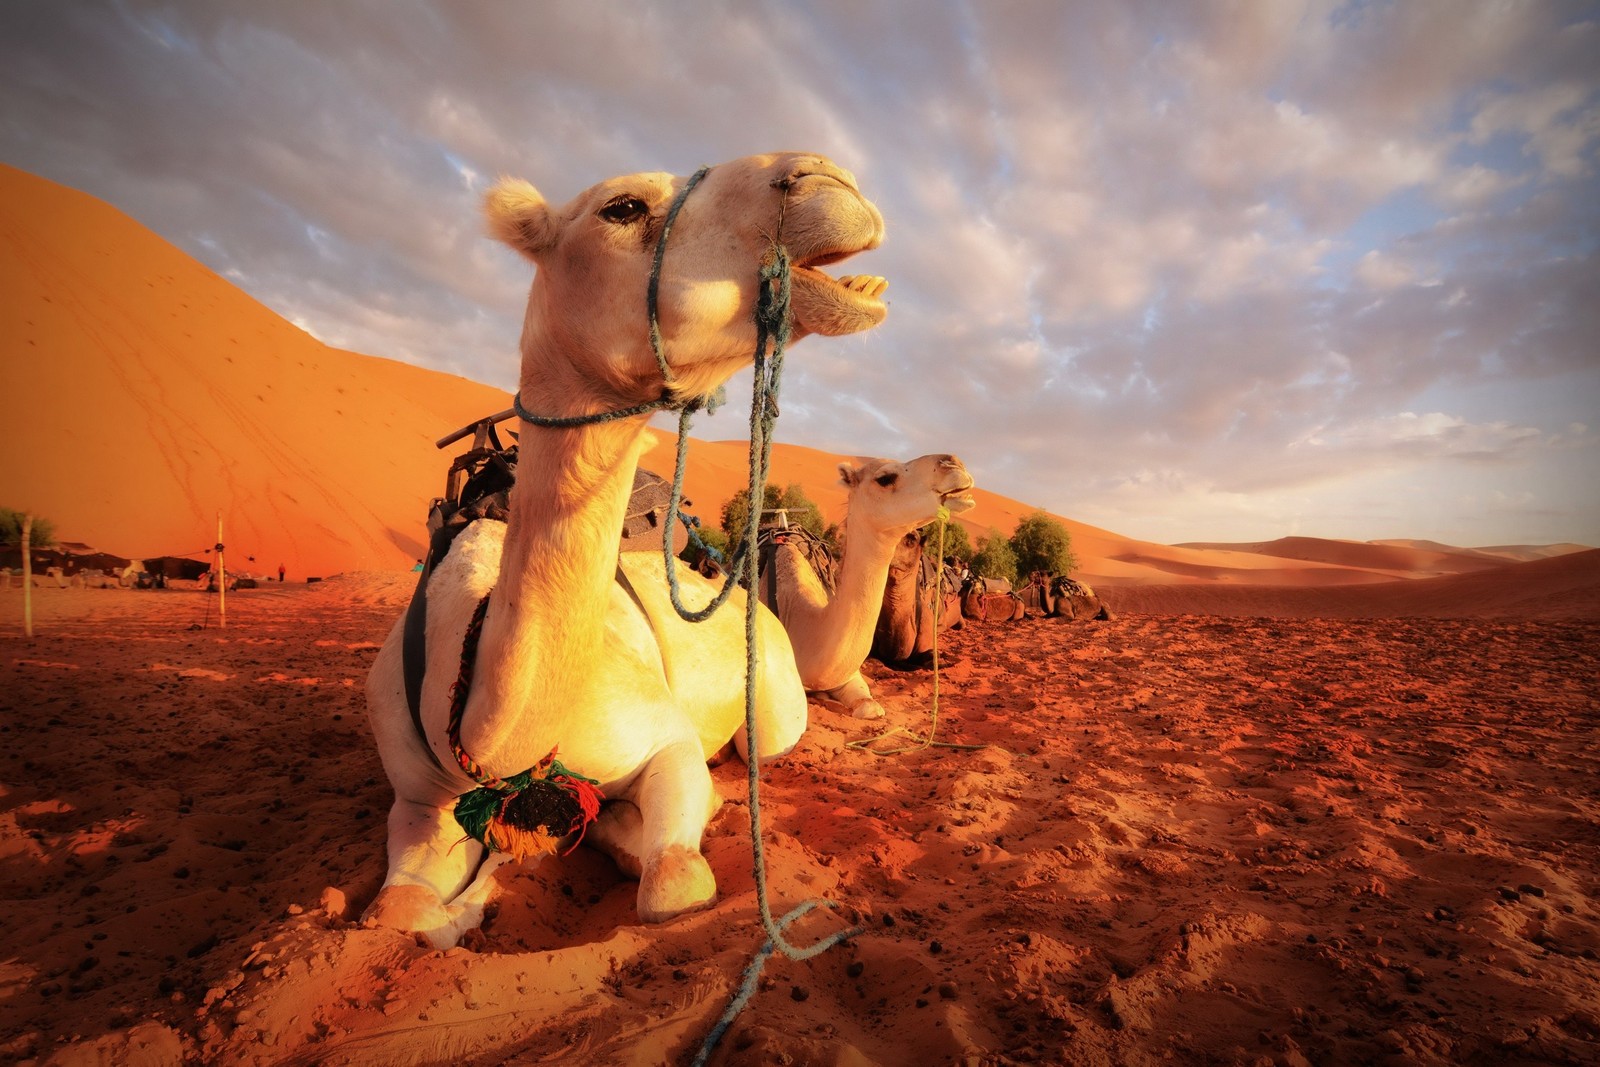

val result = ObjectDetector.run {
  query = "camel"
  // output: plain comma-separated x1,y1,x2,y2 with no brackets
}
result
961,575,1026,622
1050,574,1114,621
872,528,966,667
758,455,974,719
363,152,889,948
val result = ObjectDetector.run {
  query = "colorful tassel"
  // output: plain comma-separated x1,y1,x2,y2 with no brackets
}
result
445,596,605,858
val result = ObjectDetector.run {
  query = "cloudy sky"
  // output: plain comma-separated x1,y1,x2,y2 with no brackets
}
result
3,1,1596,548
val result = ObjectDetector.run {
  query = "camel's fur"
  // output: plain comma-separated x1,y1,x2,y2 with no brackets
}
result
759,455,973,720
364,153,887,948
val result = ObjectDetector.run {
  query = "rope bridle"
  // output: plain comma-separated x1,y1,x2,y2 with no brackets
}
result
510,163,716,429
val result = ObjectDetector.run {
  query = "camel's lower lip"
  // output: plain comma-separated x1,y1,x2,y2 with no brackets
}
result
942,491,977,513
792,265,887,305
789,264,889,334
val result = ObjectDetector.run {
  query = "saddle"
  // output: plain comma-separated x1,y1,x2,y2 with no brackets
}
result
756,523,837,608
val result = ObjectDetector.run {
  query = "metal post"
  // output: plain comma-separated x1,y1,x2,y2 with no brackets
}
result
216,511,226,630
21,514,33,638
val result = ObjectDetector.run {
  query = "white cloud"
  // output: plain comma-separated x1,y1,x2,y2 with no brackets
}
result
1353,250,1419,290
1470,81,1600,179
1297,412,1545,463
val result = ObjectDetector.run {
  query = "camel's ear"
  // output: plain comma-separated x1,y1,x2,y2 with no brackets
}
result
838,462,863,489
485,179,555,261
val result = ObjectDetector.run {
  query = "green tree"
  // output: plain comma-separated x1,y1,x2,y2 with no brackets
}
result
970,527,1018,585
921,516,973,564
0,509,55,548
681,523,729,567
1010,510,1077,578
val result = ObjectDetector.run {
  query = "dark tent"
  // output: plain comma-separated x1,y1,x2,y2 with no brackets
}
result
141,556,211,581
65,552,132,574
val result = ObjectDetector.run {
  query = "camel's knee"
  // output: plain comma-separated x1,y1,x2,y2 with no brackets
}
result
382,798,485,903
629,744,720,922
364,884,454,943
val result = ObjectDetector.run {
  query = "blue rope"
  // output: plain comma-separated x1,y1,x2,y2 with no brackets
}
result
511,388,673,427
649,166,711,385
732,245,858,961
691,901,823,1067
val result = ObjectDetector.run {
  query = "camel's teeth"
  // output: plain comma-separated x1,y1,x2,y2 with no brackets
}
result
836,274,888,296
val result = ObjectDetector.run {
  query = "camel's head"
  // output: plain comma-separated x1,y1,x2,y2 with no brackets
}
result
838,454,976,538
486,152,886,413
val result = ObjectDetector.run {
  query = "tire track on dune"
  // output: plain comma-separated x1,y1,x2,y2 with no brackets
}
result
9,223,403,566
196,375,400,568
3,224,210,522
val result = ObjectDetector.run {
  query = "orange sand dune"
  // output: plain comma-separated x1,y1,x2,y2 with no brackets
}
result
1110,549,1600,620
0,163,510,578
1439,542,1590,564
1175,536,1511,579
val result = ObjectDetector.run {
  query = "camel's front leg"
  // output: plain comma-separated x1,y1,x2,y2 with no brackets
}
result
365,797,503,948
628,739,719,923
822,671,884,720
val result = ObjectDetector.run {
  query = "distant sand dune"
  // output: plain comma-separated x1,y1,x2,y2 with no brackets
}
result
1109,549,1600,619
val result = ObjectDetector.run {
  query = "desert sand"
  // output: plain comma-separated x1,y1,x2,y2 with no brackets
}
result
3,570,1597,1066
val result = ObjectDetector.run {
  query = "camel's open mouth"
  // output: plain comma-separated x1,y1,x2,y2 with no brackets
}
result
789,262,888,336
940,482,977,514
794,265,887,308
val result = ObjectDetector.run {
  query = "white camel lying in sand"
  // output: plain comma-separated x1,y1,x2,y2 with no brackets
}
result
364,153,888,948
759,455,973,719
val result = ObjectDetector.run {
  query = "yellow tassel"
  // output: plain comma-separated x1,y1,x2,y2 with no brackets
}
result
483,819,562,861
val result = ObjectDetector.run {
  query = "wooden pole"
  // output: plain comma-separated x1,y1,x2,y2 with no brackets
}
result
21,514,33,639
216,511,226,630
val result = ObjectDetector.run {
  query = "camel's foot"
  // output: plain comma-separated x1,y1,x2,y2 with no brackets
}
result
820,674,883,721
637,844,716,924
850,698,885,720
363,854,510,949
364,884,456,946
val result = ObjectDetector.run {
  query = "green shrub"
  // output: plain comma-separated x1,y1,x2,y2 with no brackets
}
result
1010,511,1077,578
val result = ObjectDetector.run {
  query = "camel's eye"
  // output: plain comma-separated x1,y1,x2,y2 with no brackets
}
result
598,196,648,224
875,472,898,488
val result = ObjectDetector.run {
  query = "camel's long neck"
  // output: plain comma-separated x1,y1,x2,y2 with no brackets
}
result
457,409,648,770
785,521,902,690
